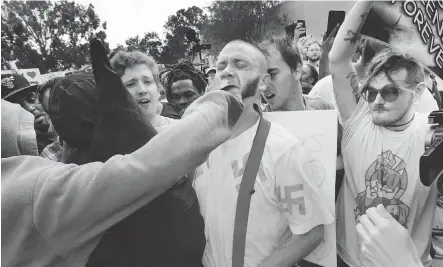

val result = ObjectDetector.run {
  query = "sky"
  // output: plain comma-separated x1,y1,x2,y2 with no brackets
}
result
80,0,211,49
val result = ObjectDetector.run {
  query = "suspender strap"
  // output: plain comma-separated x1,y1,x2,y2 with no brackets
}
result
232,113,271,267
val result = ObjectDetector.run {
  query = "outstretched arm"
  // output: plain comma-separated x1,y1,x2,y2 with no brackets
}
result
329,0,373,121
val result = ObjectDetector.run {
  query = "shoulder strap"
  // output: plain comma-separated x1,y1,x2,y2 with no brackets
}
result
232,114,271,267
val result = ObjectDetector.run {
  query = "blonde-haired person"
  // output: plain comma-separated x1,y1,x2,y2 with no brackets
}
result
110,50,177,128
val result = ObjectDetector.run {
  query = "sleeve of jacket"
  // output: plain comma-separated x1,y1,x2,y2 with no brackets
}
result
31,110,233,259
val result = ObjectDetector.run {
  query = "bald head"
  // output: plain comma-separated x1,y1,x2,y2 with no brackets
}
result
215,40,271,102
221,40,268,74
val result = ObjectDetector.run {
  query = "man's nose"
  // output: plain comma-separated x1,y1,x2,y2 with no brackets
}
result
136,83,148,95
373,92,385,104
178,97,188,106
218,65,234,79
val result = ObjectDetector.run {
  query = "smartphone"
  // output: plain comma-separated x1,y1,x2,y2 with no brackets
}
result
326,10,346,38
296,20,306,38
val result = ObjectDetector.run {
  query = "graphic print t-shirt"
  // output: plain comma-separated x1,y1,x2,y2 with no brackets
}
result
336,99,438,267
193,120,334,267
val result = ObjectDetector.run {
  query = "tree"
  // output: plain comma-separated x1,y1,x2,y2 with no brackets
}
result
124,32,162,62
1,1,109,73
159,6,207,64
201,1,288,54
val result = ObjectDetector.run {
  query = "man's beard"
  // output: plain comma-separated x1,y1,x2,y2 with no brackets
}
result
241,77,260,99
371,103,412,126
308,55,320,62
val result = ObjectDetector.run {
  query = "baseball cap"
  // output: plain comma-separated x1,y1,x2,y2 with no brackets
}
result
1,74,38,100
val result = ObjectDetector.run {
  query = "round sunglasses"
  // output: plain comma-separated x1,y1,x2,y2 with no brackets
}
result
360,84,412,103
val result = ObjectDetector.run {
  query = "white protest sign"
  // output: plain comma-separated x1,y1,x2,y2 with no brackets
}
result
264,110,338,267
2,68,43,85
41,71,69,83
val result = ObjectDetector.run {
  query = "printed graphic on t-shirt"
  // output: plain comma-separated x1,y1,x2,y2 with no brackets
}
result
231,151,267,191
276,185,306,215
354,150,410,227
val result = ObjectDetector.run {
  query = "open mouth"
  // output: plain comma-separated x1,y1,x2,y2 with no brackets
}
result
138,98,151,105
264,92,276,101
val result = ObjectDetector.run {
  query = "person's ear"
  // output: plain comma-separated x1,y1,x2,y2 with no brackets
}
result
412,82,426,104
292,63,303,81
260,73,271,91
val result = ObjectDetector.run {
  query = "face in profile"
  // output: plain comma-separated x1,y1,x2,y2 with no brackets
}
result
207,71,216,83
121,64,160,121
216,42,266,101
13,91,51,133
363,69,418,126
170,79,202,113
263,48,298,111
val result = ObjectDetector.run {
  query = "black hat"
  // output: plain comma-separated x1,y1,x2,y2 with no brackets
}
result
48,39,157,165
1,74,38,100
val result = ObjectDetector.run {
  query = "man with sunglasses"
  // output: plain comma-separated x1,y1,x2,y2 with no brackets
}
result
1,74,58,154
330,1,438,267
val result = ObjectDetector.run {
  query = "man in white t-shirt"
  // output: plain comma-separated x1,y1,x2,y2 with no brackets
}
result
192,40,334,267
329,1,438,267
309,40,439,118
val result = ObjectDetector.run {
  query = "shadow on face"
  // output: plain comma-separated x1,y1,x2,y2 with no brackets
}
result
12,91,50,133
366,69,417,126
263,48,297,111
170,79,202,112
216,41,268,102
121,64,160,121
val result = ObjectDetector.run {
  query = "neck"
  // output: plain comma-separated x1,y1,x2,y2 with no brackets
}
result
384,108,415,132
280,84,305,111
230,98,260,140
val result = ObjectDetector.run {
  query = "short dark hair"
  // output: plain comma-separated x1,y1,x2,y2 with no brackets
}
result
363,49,425,89
257,37,302,72
162,61,207,102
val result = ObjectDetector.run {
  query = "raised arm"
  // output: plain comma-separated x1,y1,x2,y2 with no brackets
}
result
329,1,373,121
32,90,244,257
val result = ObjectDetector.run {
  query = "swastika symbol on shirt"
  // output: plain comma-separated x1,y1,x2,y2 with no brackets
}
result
231,152,267,191
276,185,306,215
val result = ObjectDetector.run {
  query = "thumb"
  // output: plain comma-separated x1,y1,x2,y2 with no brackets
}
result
376,204,393,220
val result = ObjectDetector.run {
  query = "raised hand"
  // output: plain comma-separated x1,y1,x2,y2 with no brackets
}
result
322,24,340,53
356,204,423,267
182,90,244,132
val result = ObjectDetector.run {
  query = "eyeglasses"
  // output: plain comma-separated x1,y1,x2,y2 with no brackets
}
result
361,84,409,103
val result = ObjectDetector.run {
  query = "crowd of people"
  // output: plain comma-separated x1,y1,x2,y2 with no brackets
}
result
2,1,443,267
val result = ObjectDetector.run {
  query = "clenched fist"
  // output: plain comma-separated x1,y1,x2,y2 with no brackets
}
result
183,90,244,132
356,204,423,267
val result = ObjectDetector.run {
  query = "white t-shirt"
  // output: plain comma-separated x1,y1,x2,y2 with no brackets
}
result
193,119,334,267
336,99,438,267
309,75,439,116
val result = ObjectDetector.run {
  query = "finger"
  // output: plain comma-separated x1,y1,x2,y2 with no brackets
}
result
365,206,388,228
359,214,378,236
356,223,371,245
376,204,395,220
328,24,340,39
